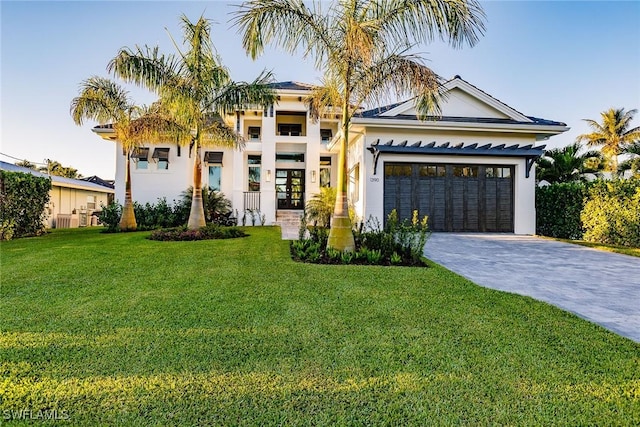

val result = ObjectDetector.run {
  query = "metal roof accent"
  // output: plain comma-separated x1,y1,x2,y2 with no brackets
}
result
367,141,546,178
131,147,149,160
152,147,170,161
204,151,223,164
267,81,314,91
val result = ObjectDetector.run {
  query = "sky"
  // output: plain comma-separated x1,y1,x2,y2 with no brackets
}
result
1,0,639,179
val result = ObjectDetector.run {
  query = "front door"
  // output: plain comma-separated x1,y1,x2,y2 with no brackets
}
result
276,169,305,209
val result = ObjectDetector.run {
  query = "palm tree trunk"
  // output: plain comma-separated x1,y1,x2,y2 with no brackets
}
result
119,153,137,231
327,104,355,252
187,141,206,229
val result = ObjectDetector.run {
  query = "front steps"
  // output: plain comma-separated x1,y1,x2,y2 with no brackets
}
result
275,210,304,240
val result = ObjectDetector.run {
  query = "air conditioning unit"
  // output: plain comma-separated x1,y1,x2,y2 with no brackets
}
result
56,214,72,229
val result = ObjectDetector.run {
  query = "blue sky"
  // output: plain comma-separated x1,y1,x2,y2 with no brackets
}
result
2,1,639,179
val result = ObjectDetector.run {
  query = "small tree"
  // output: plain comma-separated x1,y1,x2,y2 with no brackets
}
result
305,187,337,228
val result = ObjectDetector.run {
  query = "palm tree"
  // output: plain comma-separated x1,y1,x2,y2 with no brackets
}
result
70,77,180,230
15,160,37,170
576,108,640,172
108,14,277,229
39,160,80,179
618,141,640,178
535,142,603,183
234,0,485,251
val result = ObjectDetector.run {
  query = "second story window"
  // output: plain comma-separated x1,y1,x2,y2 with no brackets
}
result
320,156,331,187
278,123,302,136
320,129,333,143
248,126,261,141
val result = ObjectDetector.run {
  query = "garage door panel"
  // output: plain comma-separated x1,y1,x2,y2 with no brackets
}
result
384,162,513,232
464,178,479,231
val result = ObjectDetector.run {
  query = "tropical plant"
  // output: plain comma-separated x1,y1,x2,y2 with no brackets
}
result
39,160,80,179
108,14,276,229
618,141,640,177
70,77,178,230
535,141,603,183
576,108,640,172
234,0,485,251
14,160,37,170
305,187,336,227
180,187,232,224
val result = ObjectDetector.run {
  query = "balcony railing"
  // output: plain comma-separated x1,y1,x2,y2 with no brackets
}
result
243,191,261,211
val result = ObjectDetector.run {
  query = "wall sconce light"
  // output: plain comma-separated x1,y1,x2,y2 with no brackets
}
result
311,170,317,183
266,169,272,182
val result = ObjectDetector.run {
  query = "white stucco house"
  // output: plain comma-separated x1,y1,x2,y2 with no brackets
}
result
93,76,568,234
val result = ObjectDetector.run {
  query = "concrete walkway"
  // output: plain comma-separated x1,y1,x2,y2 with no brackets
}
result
423,233,640,342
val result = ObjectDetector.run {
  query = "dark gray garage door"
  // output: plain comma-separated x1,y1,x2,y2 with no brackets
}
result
383,163,513,232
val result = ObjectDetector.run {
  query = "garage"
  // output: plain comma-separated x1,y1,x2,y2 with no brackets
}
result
383,162,514,232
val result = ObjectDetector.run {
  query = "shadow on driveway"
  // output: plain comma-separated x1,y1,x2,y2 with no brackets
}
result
424,233,640,342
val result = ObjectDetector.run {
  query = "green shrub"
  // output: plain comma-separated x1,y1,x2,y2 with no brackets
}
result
581,179,640,247
536,182,587,239
148,224,247,241
0,171,51,239
99,198,190,232
97,201,122,232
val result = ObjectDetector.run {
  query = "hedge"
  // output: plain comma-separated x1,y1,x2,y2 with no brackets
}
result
536,182,587,240
581,180,640,247
0,170,51,239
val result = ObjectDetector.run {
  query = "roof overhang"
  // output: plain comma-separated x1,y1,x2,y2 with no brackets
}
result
352,117,569,140
92,126,116,141
52,180,115,193
367,139,546,178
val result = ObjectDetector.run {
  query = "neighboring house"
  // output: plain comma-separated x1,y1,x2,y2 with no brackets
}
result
0,161,115,228
93,76,568,234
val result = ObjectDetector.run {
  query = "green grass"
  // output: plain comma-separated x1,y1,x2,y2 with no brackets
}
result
1,227,638,425
544,237,640,258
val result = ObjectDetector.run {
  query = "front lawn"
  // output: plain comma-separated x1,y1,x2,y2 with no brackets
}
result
1,227,638,425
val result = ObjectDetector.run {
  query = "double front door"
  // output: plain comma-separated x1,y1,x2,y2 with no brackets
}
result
276,169,304,209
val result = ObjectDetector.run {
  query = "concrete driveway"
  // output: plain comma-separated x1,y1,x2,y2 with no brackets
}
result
423,233,640,342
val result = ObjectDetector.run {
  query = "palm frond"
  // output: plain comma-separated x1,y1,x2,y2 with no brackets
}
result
232,0,332,66
353,53,443,118
108,45,178,93
209,70,277,115
305,77,343,122
70,76,130,125
373,0,486,49
199,119,244,149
